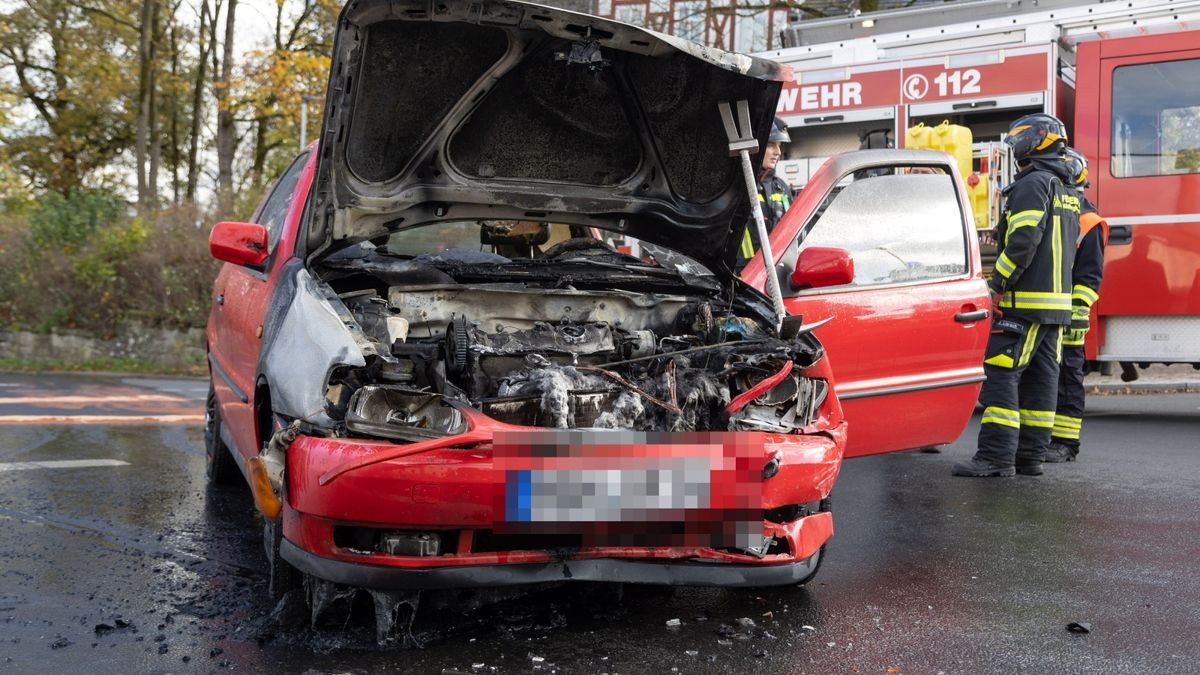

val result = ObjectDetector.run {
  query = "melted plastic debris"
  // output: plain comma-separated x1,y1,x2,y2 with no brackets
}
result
504,362,732,432
269,589,308,629
369,589,421,646
307,577,358,629
594,390,646,429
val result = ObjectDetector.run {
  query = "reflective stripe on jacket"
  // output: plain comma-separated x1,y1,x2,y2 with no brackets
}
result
1067,194,1107,331
739,170,792,263
989,159,1081,325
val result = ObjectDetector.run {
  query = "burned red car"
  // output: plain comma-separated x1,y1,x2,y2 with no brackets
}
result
204,0,985,632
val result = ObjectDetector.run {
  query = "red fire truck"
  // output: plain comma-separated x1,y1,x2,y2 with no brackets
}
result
760,0,1200,372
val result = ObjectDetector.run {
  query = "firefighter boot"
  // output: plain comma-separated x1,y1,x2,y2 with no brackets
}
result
1044,440,1078,463
952,457,1017,477
1014,449,1044,475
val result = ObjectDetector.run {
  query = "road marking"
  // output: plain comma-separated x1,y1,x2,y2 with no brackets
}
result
0,459,130,472
0,414,203,425
0,394,187,405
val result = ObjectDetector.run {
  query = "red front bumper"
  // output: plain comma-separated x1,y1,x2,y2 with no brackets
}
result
282,423,847,589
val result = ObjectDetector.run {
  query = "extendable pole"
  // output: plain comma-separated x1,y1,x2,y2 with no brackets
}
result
719,100,786,330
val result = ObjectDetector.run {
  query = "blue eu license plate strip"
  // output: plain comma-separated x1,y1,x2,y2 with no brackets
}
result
506,469,534,523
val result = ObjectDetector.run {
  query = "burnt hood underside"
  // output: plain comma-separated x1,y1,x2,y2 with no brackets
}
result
304,0,788,274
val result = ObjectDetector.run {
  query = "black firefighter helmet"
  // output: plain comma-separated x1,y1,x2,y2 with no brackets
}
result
769,117,791,144
1005,113,1068,162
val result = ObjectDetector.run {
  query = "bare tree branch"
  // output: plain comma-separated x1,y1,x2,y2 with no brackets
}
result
63,0,139,30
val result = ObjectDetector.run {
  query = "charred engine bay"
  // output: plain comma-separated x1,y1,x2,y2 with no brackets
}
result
317,247,827,439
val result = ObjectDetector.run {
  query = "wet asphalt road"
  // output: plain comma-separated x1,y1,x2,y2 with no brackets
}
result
1,372,1198,674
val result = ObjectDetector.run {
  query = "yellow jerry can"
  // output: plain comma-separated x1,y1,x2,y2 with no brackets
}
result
929,120,973,180
905,122,932,149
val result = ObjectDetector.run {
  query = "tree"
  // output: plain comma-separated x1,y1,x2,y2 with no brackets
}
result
135,0,162,216
185,0,218,202
237,0,337,194
0,0,139,195
214,0,238,216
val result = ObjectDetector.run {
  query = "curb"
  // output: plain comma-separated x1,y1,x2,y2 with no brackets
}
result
0,369,207,380
1088,381,1199,395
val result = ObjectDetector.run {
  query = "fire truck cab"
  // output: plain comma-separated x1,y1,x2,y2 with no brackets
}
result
759,0,1200,371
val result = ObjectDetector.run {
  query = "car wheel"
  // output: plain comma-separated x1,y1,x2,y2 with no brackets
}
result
264,516,302,601
204,381,241,485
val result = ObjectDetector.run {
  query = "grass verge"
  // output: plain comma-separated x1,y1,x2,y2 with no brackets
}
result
0,355,206,377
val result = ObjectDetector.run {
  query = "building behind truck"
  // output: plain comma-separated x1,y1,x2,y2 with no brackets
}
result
757,0,1200,374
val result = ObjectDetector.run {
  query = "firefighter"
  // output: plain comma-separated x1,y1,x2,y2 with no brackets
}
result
738,117,793,268
953,113,1081,478
1047,147,1107,463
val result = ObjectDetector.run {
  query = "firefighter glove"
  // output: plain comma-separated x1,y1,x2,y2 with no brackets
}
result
1064,326,1088,346
1071,303,1090,330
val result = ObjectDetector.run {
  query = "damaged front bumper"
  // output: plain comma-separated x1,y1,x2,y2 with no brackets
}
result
280,537,826,589
281,423,846,589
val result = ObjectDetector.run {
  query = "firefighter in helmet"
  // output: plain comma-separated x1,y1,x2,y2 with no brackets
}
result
1047,147,1108,463
953,113,1081,477
738,117,794,269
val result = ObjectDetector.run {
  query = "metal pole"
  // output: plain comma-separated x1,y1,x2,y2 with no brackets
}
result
738,149,787,327
299,102,308,150
718,99,787,331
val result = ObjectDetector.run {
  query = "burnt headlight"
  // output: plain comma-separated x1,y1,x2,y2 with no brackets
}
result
344,386,468,442
728,373,828,432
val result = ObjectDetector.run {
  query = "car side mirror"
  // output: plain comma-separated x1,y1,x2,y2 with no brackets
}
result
789,246,854,290
210,221,269,267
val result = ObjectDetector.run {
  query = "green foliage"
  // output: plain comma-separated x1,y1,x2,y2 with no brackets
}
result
0,354,206,376
27,190,127,251
0,0,138,194
0,204,217,335
1175,147,1200,172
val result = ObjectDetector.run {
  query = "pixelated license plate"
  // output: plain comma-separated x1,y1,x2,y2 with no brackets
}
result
505,458,713,523
492,430,764,549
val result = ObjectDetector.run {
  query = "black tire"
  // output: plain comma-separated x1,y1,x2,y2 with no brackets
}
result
264,517,302,601
258,400,303,602
204,381,241,485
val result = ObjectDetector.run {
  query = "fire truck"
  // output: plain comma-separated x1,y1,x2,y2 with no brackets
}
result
758,0,1200,373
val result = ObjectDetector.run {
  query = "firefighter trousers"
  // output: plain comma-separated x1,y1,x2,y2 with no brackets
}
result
975,320,1062,467
1052,344,1086,451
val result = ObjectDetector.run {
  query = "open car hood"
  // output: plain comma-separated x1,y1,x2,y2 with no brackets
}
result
303,0,789,275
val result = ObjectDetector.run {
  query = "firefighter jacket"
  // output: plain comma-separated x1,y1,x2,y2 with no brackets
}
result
989,157,1081,325
1071,195,1107,326
1063,195,1108,346
739,170,793,263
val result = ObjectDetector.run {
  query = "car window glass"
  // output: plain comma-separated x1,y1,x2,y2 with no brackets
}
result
384,222,579,257
794,171,966,289
1111,58,1200,177
255,152,309,253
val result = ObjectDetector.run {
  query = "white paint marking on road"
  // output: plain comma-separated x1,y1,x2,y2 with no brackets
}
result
0,414,204,425
0,394,186,405
0,459,130,472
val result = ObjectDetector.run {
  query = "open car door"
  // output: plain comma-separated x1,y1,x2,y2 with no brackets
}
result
743,150,990,457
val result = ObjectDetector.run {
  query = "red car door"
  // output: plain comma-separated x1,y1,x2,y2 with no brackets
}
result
208,150,315,461
743,150,990,457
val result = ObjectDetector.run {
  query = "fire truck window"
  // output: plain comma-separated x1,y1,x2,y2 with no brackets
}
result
792,172,967,290
1111,58,1200,178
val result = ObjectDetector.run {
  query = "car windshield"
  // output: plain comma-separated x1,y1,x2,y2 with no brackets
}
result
379,220,717,280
